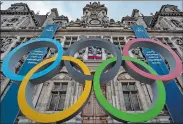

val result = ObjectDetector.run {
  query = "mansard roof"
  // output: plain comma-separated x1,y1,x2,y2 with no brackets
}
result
160,4,180,13
34,15,47,26
143,16,153,27
150,10,183,28
1,3,41,26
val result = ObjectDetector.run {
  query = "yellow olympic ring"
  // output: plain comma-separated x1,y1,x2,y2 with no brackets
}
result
18,56,92,123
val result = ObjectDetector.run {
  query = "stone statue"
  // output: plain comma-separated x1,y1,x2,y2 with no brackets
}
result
131,48,143,59
176,38,183,47
0,38,12,53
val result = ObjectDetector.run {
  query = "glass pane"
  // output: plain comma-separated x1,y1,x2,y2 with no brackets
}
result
72,37,77,41
122,84,128,91
66,37,71,40
124,92,132,111
131,92,141,111
54,83,60,90
113,37,118,42
61,83,68,91
129,83,136,91
58,93,66,110
48,93,59,111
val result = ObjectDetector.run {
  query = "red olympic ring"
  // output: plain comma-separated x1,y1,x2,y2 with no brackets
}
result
123,38,182,82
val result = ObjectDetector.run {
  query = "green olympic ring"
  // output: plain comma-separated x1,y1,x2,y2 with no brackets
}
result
94,56,166,122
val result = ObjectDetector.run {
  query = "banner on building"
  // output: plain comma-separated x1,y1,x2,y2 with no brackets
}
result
0,24,59,124
132,25,183,123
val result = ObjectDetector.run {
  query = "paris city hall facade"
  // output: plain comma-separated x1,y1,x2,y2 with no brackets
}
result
1,2,183,124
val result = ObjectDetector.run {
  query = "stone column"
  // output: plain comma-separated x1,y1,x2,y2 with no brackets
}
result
0,78,10,98
136,81,150,110
64,81,72,109
83,48,88,60
32,83,44,107
102,48,106,60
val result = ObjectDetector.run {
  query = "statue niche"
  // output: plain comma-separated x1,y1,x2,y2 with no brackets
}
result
0,38,13,53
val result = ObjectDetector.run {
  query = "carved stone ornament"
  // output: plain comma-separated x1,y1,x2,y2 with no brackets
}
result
0,38,13,53
117,72,134,80
53,73,71,80
176,38,183,47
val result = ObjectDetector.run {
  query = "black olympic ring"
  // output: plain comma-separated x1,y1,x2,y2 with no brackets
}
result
64,37,122,84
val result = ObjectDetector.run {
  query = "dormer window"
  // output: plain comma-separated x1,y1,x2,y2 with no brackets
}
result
55,21,62,25
9,6,18,10
171,20,182,28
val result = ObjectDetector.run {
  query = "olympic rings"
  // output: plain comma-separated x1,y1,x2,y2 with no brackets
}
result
93,56,166,122
18,56,92,123
1,37,182,123
64,37,122,84
123,38,182,83
2,38,63,83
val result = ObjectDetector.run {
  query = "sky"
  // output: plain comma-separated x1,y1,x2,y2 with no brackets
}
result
1,1,183,21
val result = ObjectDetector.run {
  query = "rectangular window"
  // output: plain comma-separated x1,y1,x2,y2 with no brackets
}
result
122,84,128,91
131,92,141,110
72,37,77,41
54,83,61,91
58,92,66,110
66,36,71,41
56,39,61,43
119,37,124,43
48,83,68,111
122,82,141,111
124,92,132,111
20,37,25,42
61,83,68,91
113,37,118,42
48,92,59,111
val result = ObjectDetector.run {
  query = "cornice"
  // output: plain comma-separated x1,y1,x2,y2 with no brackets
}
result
1,28,183,34
0,10,29,15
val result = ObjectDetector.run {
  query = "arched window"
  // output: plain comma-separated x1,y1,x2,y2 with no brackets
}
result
171,20,182,28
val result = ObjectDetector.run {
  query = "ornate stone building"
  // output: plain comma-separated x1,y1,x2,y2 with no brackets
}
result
1,2,183,124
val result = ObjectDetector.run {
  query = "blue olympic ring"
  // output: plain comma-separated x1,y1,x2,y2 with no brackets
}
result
2,38,63,82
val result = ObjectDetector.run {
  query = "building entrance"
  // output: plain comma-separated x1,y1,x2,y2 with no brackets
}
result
81,85,108,123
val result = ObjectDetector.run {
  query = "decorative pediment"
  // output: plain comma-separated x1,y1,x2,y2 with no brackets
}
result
53,72,71,80
83,2,107,13
53,15,69,22
117,72,134,80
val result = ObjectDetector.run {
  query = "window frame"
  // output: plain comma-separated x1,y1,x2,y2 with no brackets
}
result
121,81,142,111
